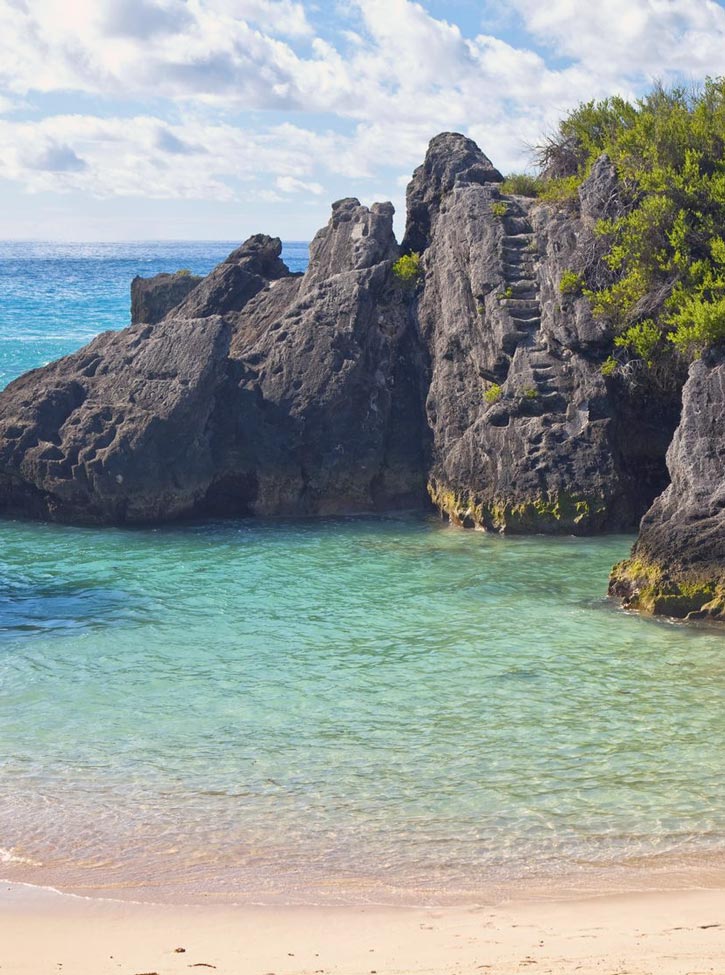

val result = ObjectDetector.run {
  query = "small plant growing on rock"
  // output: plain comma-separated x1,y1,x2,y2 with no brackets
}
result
497,286,514,301
177,268,192,276
523,386,539,398
614,318,661,366
491,201,509,218
484,383,503,404
500,173,542,197
392,252,422,287
601,355,618,377
559,270,583,296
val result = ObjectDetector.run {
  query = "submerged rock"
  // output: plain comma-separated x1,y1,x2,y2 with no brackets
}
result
609,349,725,621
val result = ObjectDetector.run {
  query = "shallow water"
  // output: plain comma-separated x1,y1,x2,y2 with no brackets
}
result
0,242,724,906
0,517,724,903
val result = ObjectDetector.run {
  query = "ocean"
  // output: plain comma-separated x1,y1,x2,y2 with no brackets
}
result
0,241,724,905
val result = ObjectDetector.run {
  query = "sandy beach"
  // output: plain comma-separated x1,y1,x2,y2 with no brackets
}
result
1,881,724,975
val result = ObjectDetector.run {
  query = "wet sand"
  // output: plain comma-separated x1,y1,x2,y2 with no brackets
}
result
1,880,724,974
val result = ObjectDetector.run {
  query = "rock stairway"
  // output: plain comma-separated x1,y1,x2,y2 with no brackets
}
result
498,204,541,344
496,201,566,414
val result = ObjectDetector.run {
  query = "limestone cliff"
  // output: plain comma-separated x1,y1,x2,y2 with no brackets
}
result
0,132,704,570
0,203,428,522
609,348,725,621
406,137,678,533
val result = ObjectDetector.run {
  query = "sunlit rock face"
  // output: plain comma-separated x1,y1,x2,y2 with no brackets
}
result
0,134,685,534
0,207,428,522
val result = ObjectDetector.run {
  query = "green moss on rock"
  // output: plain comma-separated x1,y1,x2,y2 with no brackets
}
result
428,482,607,534
609,557,725,620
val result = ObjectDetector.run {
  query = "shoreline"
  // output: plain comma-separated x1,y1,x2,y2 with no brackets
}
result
4,843,725,909
2,879,724,975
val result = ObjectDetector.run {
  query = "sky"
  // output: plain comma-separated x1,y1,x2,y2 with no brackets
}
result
1,0,725,241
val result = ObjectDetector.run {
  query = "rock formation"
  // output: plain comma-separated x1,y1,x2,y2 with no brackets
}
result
0,130,719,621
609,349,725,620
0,203,427,522
405,137,678,533
131,270,202,325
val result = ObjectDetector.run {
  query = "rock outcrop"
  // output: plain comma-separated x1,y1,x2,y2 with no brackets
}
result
407,137,678,532
609,348,725,620
131,270,202,325
0,204,428,522
0,132,700,553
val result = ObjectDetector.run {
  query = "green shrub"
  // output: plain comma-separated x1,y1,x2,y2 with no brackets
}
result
392,252,422,287
601,355,618,377
497,286,513,301
537,78,725,362
538,175,580,204
559,270,583,296
484,383,503,404
176,268,192,276
500,173,542,197
523,387,539,399
668,295,725,356
491,201,509,218
614,319,662,365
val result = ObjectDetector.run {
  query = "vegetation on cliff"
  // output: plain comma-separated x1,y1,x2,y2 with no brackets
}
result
392,252,422,287
508,78,725,365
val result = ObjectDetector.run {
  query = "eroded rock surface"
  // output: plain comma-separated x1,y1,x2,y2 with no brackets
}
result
0,133,692,537
409,135,678,532
0,204,428,522
131,270,202,325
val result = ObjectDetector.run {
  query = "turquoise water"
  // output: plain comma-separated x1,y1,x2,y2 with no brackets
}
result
0,241,309,388
0,243,724,905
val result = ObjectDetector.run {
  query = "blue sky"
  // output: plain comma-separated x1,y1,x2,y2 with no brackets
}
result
1,0,724,241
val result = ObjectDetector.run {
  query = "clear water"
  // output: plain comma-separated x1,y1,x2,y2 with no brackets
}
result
0,241,309,388
0,243,724,906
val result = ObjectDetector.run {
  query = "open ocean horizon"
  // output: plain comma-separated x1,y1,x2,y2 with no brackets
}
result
1,240,724,906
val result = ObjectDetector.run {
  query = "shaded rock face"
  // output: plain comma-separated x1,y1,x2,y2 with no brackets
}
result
609,349,725,620
409,136,679,533
0,132,687,533
131,271,202,325
0,203,429,523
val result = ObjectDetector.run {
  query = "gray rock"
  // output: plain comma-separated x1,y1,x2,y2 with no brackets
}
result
403,132,503,256
0,203,428,522
609,349,725,619
171,234,292,319
410,137,677,532
131,270,202,325
0,133,693,539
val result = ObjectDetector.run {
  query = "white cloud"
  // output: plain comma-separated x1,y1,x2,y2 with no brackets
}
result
276,175,324,194
1,0,725,237
0,114,359,202
510,0,725,81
